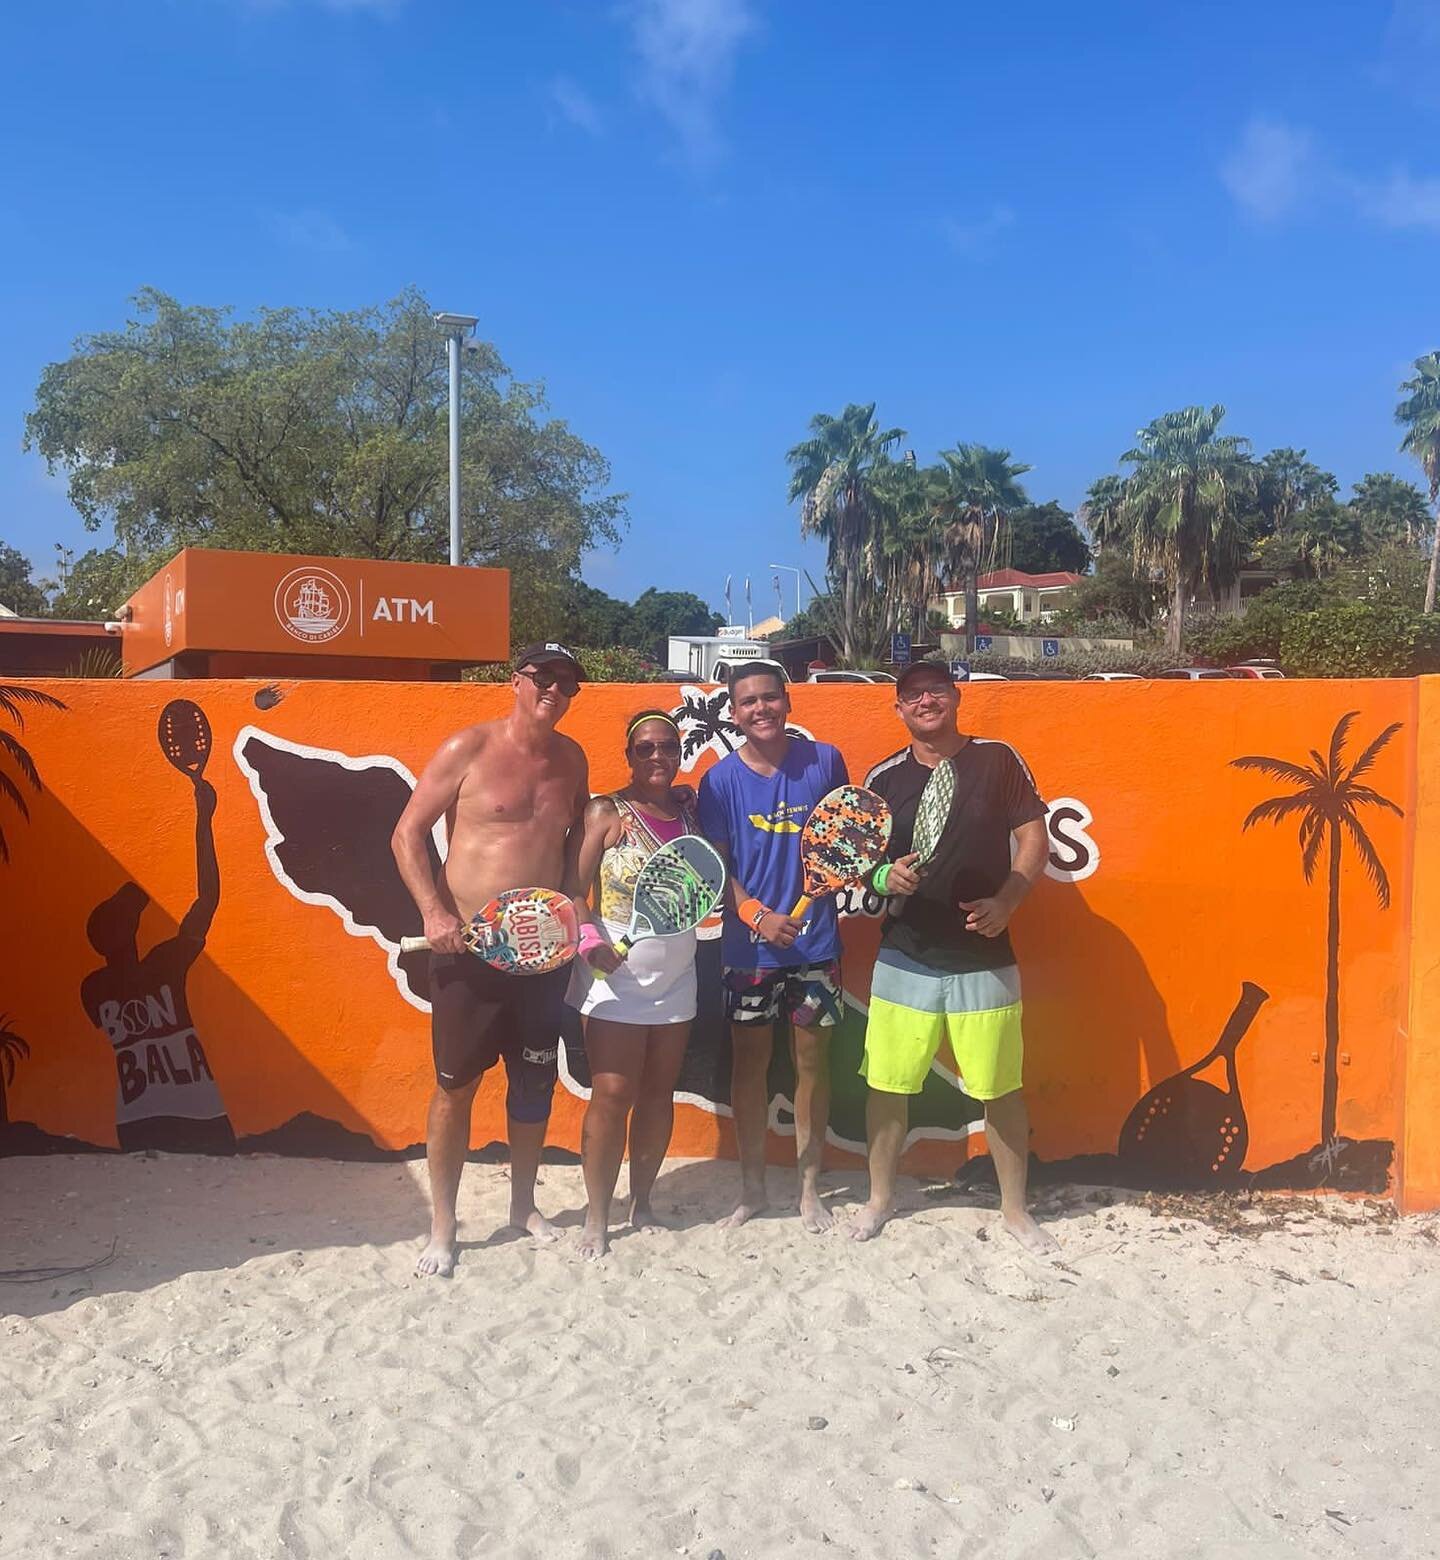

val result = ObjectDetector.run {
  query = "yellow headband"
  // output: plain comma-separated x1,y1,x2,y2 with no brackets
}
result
626,712,680,741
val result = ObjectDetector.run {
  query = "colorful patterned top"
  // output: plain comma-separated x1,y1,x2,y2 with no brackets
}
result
595,794,697,926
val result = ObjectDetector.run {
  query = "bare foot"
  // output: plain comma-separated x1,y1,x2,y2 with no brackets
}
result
577,1219,609,1261
800,1191,834,1234
845,1202,891,1242
718,1195,769,1229
1001,1211,1059,1256
509,1207,560,1243
630,1203,670,1234
415,1228,457,1278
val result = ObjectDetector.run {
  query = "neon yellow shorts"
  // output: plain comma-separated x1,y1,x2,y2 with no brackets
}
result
860,948,1023,1099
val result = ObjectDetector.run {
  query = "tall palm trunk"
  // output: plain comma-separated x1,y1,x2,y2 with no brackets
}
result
964,567,980,655
1322,818,1342,1144
1166,576,1184,655
1425,495,1439,614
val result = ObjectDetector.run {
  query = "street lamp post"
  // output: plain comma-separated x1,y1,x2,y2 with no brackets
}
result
768,563,803,624
434,311,479,566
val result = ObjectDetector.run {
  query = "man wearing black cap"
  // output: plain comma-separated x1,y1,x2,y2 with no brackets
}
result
849,659,1056,1252
393,642,591,1277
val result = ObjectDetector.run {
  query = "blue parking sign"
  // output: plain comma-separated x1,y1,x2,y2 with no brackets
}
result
890,632,911,666
975,635,993,652
1042,638,1059,658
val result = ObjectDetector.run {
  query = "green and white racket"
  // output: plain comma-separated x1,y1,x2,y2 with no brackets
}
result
911,756,956,868
612,834,727,960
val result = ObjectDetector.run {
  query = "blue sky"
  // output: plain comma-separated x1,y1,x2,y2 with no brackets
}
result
3,0,1439,616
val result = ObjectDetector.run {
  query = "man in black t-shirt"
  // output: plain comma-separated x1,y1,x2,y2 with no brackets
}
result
848,661,1056,1252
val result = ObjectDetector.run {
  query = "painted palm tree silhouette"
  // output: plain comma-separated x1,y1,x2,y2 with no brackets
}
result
1231,712,1402,1146
676,690,739,759
0,683,67,864
0,1013,30,1128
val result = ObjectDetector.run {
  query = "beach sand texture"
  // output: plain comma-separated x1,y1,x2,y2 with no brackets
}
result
3,1153,1438,1559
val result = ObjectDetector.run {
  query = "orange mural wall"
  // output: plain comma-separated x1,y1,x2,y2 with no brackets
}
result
1,675,1435,1209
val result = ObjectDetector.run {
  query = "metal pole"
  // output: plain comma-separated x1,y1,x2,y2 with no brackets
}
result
447,330,462,566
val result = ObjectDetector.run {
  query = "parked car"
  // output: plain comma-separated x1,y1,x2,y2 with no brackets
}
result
963,671,1010,682
1156,668,1233,680
806,669,895,684
1228,662,1285,679
1082,672,1144,681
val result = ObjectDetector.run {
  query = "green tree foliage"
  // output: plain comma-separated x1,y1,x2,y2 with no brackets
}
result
1006,501,1090,574
625,588,722,659
46,547,156,620
1080,474,1128,553
1253,448,1338,540
0,543,48,616
1348,473,1432,548
24,288,626,645
1395,350,1440,613
1120,405,1253,653
932,443,1031,651
1053,549,1162,631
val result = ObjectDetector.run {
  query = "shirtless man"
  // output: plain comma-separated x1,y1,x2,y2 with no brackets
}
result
392,643,590,1278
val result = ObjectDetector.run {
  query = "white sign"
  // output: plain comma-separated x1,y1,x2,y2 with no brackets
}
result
716,625,748,641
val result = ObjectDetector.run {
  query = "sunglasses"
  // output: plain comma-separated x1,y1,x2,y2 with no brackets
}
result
517,667,580,697
631,739,681,759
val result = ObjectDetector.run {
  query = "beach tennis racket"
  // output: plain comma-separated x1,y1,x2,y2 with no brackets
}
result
891,755,956,916
790,785,892,917
158,699,212,777
611,834,726,959
1117,982,1268,1184
399,887,580,974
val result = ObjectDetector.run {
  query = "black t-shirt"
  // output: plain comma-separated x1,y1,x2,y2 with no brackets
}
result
865,739,1047,973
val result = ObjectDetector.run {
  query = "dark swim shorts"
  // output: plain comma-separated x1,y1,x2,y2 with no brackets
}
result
429,953,568,1122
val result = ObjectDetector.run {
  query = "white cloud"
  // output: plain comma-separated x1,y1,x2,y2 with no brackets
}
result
941,205,1016,256
267,209,354,253
1360,169,1440,231
1219,117,1316,223
548,75,604,136
627,0,757,165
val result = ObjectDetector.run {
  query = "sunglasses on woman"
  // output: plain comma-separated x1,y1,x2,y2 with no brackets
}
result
517,667,581,697
631,738,681,759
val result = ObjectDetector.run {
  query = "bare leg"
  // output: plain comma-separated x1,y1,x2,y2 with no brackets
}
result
791,1023,833,1232
417,1078,480,1277
628,1023,689,1229
506,1114,559,1243
985,1089,1058,1255
848,1088,908,1241
719,1022,773,1227
579,1019,644,1259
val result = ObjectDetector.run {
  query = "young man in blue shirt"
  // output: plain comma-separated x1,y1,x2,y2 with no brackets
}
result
697,662,848,1232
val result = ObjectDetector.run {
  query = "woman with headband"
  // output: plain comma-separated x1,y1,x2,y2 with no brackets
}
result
567,708,701,1259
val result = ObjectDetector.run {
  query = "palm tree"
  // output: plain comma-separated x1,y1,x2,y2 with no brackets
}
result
870,455,948,639
931,443,1031,653
0,1015,29,1128
1255,448,1338,538
787,403,905,666
0,683,67,864
1080,474,1129,555
1348,472,1432,549
1120,405,1253,653
1231,713,1402,1146
675,689,738,758
1395,351,1440,613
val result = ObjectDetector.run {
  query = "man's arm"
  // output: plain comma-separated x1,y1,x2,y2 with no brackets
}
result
559,750,593,902
959,817,1048,938
391,732,476,954
178,777,220,946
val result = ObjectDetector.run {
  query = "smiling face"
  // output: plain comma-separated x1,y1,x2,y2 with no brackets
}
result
626,717,682,790
729,670,790,744
512,659,579,727
896,671,960,742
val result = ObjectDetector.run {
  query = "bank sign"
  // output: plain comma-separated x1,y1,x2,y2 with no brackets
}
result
124,549,510,674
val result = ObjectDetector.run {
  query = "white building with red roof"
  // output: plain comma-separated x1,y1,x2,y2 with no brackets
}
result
934,568,1083,628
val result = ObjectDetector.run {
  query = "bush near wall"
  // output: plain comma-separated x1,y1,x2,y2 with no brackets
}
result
1188,594,1440,678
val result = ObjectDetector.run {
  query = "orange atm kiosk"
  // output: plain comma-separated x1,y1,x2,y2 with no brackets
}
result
120,549,510,680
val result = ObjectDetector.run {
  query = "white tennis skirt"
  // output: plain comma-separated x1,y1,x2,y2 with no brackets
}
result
566,918,698,1026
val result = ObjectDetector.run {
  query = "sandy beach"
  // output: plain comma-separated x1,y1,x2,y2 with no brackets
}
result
3,1152,1437,1560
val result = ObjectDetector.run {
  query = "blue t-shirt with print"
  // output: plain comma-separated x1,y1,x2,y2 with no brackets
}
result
697,737,849,970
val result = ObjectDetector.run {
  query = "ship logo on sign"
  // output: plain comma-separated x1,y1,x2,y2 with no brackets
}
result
274,567,351,644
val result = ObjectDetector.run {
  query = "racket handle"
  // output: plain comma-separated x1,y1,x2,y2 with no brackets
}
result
789,895,812,919
612,935,633,960
399,936,431,953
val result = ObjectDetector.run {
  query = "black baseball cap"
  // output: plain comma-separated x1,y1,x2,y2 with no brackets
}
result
513,642,586,681
894,659,956,695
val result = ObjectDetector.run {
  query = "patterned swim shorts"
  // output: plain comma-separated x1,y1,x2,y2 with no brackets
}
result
722,961,843,1028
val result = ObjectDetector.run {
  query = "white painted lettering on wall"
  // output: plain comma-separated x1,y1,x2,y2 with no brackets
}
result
371,597,436,624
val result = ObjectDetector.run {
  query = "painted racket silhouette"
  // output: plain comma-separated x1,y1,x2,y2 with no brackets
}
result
1118,981,1269,1184
158,699,212,777
612,834,726,959
790,785,892,918
400,887,580,975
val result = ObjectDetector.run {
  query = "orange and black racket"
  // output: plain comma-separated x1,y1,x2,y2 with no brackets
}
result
790,785,892,918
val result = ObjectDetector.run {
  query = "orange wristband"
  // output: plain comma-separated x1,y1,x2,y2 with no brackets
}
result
738,896,768,929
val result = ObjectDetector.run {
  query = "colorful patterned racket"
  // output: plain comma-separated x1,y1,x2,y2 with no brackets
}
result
911,755,956,867
790,785,892,918
613,834,727,959
399,887,581,974
158,699,212,776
